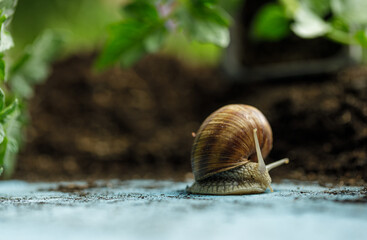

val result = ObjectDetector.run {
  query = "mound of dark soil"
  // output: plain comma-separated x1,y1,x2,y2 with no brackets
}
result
13,54,367,185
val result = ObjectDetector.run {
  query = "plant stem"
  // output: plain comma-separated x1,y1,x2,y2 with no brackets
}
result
361,47,367,64
326,30,354,46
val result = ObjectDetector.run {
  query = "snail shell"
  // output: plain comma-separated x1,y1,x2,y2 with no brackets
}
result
187,104,289,195
191,104,272,180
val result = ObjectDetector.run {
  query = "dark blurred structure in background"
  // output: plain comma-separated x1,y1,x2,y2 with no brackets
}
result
223,0,353,81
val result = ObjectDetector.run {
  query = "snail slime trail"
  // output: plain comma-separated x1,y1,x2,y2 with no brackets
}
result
187,104,289,195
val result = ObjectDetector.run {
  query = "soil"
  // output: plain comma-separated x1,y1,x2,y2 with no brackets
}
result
12,53,367,186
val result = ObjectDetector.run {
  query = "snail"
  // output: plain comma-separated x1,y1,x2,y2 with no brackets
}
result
187,104,289,195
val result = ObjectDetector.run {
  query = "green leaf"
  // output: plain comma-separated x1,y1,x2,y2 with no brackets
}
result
0,87,4,110
119,45,146,67
9,75,33,99
279,0,299,16
96,20,166,69
144,28,166,53
0,53,4,81
218,0,243,15
331,0,367,25
0,136,7,169
191,3,231,27
7,135,18,153
0,96,21,178
291,5,330,38
0,29,12,52
0,123,4,144
0,98,18,121
330,17,349,32
0,13,12,52
180,1,231,47
122,1,159,21
0,0,17,53
0,0,18,178
189,19,229,47
0,14,6,32
325,18,353,44
191,0,219,8
0,120,21,179
354,30,367,48
252,3,290,41
194,0,218,4
302,0,331,17
0,0,17,49
9,30,64,99
0,0,17,15
13,30,63,83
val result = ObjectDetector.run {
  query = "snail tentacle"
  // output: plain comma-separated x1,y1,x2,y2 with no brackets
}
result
253,128,266,174
266,158,290,172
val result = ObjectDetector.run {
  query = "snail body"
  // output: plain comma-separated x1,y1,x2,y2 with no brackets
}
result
187,104,289,195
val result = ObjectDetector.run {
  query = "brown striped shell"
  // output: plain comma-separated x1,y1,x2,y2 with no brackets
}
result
191,104,273,181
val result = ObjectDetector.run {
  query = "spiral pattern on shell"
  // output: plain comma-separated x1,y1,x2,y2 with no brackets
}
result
191,104,273,181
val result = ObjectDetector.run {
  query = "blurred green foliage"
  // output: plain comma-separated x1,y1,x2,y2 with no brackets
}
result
2,29,64,178
96,0,232,69
10,30,64,99
252,0,367,49
252,3,290,41
0,0,67,177
11,0,229,67
163,33,223,66
96,1,167,68
0,0,19,177
10,0,120,58
217,0,243,15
